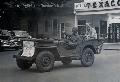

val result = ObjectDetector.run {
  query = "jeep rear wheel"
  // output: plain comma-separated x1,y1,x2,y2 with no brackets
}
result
81,48,94,67
36,51,54,72
16,59,32,70
61,58,72,65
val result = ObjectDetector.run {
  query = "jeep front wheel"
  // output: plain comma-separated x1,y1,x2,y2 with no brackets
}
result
81,48,94,67
36,51,54,72
16,59,32,70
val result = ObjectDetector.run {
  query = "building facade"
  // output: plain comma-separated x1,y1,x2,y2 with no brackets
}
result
36,0,81,39
18,0,120,42
17,0,83,39
74,0,120,42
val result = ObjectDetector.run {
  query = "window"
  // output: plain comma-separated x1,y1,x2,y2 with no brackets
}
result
45,20,49,32
60,23,65,38
100,21,107,37
78,20,86,25
78,20,86,35
53,19,58,36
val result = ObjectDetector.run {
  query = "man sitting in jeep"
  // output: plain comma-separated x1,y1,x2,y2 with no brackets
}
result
63,27,83,55
67,27,82,46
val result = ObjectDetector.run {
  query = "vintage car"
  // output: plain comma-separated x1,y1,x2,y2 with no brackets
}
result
0,30,21,51
13,36,103,72
13,30,32,40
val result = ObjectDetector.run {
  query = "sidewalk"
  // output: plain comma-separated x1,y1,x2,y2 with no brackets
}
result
103,42,120,50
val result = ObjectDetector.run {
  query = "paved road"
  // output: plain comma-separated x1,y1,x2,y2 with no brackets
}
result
0,45,120,82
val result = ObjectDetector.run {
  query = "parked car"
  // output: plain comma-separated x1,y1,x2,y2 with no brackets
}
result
13,30,31,39
37,34,50,40
0,30,21,51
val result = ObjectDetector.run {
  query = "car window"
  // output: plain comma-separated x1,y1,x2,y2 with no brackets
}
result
14,31,29,37
2,30,11,36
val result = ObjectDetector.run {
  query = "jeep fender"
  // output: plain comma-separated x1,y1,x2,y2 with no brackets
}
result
82,45,96,54
35,46,60,61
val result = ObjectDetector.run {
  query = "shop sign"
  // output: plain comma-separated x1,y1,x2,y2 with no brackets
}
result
74,0,120,11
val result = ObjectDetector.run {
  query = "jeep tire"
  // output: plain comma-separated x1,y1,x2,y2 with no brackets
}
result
81,48,94,67
36,51,54,72
16,59,32,70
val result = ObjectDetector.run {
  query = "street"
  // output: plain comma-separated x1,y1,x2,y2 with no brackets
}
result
0,44,120,82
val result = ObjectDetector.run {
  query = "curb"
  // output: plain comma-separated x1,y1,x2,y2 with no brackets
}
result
104,49,120,51
103,43,120,50
103,43,120,45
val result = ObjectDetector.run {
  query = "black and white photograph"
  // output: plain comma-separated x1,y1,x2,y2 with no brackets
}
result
0,0,120,82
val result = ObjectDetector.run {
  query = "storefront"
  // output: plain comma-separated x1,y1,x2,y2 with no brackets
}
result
74,0,120,42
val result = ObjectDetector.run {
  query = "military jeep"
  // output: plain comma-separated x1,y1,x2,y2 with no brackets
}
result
13,36,103,72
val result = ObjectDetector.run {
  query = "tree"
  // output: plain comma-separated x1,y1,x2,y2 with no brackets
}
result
0,0,69,10
0,0,70,29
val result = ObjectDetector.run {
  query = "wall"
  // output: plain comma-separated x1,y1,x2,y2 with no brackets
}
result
59,15,75,35
108,13,120,24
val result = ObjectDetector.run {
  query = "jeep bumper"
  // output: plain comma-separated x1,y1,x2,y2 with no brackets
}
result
13,49,34,61
13,55,34,61
96,44,103,54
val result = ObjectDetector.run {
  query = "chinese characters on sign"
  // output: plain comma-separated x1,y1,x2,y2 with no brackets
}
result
74,0,120,11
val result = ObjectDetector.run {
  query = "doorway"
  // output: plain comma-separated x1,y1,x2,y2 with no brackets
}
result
60,23,65,39
100,21,107,38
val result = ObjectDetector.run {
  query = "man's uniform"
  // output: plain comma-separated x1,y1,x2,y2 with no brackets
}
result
68,27,83,56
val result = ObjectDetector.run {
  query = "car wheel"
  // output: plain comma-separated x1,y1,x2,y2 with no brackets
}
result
61,57,72,65
81,48,94,67
16,59,32,70
36,51,55,72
